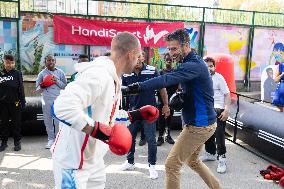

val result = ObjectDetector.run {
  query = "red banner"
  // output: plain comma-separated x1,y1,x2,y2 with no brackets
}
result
53,16,184,47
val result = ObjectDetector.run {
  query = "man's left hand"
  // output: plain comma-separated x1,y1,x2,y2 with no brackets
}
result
121,82,141,95
162,105,170,118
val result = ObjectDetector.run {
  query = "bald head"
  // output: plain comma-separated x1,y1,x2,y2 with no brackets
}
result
110,32,141,76
111,32,140,55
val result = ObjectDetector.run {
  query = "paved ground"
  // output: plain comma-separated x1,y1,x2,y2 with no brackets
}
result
0,131,282,189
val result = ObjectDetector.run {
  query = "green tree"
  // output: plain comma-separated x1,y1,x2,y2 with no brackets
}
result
0,1,18,18
20,0,34,11
218,0,284,13
129,0,170,18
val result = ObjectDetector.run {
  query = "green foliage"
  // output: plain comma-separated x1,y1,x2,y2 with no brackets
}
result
0,1,18,18
217,0,284,26
150,5,203,21
205,9,253,25
32,38,44,74
254,12,284,27
16,0,284,27
22,37,44,75
20,0,34,11
220,0,284,13
0,61,2,71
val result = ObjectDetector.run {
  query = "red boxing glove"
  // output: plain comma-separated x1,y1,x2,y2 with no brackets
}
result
280,176,284,187
91,122,132,156
40,74,56,88
128,105,159,123
260,165,284,181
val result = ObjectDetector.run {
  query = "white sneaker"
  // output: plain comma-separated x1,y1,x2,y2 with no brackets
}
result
200,152,216,162
149,165,158,179
119,161,135,171
217,155,227,174
45,140,54,149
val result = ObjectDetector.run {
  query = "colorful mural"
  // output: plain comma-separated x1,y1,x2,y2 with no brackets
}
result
90,46,111,60
20,13,85,75
0,21,17,69
251,28,284,81
260,65,278,102
149,22,200,69
0,14,281,86
204,24,250,81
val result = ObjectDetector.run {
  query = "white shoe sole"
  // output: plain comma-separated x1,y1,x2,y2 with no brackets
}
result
120,166,135,171
217,170,226,174
150,176,158,180
149,171,158,179
201,158,216,162
125,167,135,171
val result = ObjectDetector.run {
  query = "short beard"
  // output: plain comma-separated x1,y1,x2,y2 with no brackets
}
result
173,54,183,63
166,64,172,69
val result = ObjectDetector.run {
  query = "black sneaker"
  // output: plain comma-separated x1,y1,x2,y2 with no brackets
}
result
14,141,22,151
157,137,164,146
165,135,175,144
138,138,146,146
0,142,8,152
14,144,21,151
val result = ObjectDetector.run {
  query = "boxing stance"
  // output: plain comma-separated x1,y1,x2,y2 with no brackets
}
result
123,29,221,189
51,32,159,189
36,54,67,149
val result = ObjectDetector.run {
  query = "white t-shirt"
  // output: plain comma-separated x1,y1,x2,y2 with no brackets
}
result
212,72,230,109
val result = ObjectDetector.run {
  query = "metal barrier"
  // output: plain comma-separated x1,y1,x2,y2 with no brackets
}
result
228,91,283,167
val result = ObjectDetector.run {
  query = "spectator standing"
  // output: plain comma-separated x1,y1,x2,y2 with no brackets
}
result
0,54,26,151
35,54,67,149
201,57,231,174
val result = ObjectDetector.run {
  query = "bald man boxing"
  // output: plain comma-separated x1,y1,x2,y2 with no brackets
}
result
51,32,159,189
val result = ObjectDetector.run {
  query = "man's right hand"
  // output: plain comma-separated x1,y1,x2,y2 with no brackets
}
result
128,105,159,123
121,82,141,95
91,122,132,156
40,75,56,88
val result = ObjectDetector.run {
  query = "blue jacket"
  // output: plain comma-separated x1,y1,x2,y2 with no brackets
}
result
280,63,284,82
122,64,159,110
139,51,216,127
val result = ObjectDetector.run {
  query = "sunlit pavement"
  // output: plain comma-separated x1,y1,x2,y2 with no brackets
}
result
0,131,282,189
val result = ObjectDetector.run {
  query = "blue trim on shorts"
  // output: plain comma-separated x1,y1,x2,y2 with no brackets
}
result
61,169,77,189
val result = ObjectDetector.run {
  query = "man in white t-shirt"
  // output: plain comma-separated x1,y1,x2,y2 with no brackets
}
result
201,57,231,174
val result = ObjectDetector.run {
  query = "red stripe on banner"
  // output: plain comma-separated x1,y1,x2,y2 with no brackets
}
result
79,134,89,169
53,15,184,47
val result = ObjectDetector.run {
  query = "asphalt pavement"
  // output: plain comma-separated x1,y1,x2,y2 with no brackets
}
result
0,131,282,189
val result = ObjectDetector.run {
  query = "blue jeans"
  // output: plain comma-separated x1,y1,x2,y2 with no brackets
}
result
127,120,157,165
